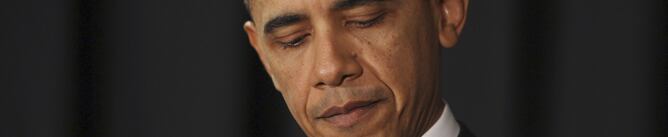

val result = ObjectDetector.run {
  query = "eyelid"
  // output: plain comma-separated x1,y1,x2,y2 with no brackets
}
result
344,11,387,27
274,32,310,48
348,10,385,20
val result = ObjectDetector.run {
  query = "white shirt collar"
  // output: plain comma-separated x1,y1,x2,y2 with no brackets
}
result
422,103,460,137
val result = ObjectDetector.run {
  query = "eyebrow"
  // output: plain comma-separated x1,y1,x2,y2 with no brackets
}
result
263,14,306,34
331,0,386,11
262,0,387,34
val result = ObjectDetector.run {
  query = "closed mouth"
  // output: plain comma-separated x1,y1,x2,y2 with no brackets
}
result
316,99,384,127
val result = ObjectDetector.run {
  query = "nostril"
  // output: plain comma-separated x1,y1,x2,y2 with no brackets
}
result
315,73,347,88
311,50,363,88
315,81,326,88
341,73,355,82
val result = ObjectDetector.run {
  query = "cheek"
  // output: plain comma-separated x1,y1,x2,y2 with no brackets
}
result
270,59,315,127
354,15,437,113
269,50,311,99
273,65,308,106
357,32,421,108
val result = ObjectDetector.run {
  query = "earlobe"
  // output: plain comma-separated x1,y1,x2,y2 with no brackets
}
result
436,0,468,48
438,25,459,48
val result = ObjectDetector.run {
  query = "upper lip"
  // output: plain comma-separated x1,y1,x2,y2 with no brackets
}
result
317,99,382,119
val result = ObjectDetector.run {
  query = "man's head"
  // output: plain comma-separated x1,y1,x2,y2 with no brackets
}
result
243,0,467,136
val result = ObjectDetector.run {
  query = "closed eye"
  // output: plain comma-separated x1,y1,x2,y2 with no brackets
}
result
346,11,387,28
277,34,310,49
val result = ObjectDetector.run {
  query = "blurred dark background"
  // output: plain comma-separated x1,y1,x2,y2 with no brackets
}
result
1,0,666,137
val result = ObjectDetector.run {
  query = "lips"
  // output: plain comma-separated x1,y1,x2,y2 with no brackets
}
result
317,99,383,127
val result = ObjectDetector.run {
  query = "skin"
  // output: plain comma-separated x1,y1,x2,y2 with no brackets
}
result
243,0,468,136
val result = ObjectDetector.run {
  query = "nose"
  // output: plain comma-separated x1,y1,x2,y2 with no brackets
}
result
311,34,362,88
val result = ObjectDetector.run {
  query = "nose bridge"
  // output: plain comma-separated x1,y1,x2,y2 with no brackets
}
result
310,25,361,88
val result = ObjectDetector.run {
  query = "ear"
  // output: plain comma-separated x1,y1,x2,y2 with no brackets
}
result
436,0,468,48
244,21,260,53
244,21,284,92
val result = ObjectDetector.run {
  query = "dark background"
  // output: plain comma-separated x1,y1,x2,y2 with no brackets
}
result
1,0,666,136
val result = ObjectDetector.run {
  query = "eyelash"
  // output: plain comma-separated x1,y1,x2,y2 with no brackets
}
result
277,12,387,49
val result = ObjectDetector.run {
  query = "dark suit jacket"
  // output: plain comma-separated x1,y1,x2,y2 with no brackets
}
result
458,121,476,137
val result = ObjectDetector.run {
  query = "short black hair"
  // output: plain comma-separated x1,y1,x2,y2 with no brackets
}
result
244,0,256,21
243,0,251,14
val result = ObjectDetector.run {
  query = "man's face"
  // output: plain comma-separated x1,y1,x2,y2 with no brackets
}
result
244,0,467,136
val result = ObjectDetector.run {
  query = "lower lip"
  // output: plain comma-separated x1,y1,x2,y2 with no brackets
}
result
323,101,380,128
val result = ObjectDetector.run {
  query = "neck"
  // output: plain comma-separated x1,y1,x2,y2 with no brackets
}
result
414,92,446,136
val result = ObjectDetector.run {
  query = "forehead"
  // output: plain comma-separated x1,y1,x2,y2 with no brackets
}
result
249,0,320,21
